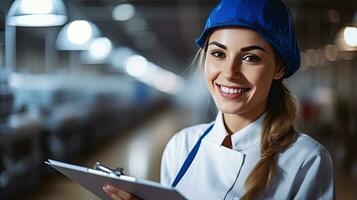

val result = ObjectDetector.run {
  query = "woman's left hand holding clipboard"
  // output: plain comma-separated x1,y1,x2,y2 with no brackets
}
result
103,184,141,200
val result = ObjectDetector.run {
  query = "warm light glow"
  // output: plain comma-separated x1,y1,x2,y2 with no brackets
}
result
324,44,338,61
344,26,357,47
66,20,92,45
125,55,148,78
20,0,53,14
112,3,135,21
89,37,112,60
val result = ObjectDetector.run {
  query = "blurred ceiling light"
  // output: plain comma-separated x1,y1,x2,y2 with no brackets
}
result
334,25,357,51
153,70,183,94
21,0,53,13
137,63,183,95
125,55,148,78
6,0,67,27
67,20,92,45
328,9,340,24
324,44,338,61
137,63,160,83
80,37,113,64
112,3,136,21
56,20,101,50
110,47,135,69
89,37,112,60
343,26,357,47
119,52,184,95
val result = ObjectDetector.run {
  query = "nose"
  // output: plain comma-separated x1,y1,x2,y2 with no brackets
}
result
222,59,242,80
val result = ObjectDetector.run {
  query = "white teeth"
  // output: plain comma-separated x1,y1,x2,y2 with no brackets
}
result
220,85,249,94
222,86,228,93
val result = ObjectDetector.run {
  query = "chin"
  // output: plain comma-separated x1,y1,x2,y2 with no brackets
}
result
216,103,245,115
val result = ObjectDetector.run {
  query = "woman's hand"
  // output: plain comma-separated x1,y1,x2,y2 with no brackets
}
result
103,184,140,200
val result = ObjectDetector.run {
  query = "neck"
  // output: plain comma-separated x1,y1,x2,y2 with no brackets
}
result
222,103,267,135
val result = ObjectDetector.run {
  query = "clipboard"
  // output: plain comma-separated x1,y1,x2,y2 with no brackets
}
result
45,159,186,200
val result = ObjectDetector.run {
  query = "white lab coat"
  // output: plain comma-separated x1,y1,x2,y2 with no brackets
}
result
160,112,334,200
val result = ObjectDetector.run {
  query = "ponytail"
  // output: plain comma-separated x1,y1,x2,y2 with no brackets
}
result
241,80,299,200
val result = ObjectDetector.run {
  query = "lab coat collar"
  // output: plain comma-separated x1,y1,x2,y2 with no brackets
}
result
205,112,265,151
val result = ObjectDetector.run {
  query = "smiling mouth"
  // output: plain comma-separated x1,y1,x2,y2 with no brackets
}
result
217,84,251,94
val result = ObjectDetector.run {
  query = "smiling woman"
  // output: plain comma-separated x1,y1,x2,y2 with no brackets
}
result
204,28,284,130
104,0,334,200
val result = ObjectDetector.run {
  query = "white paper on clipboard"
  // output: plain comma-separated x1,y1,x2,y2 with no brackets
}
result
45,159,186,200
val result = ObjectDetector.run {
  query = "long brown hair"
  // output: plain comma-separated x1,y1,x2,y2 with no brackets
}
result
242,79,298,199
197,41,299,200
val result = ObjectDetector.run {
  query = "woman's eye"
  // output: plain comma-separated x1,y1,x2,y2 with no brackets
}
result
242,54,261,63
210,51,226,58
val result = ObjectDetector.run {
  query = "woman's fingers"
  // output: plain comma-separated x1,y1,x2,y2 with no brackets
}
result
103,184,136,200
103,185,121,200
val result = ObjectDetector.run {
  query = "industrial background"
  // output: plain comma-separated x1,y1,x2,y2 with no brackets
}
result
0,0,356,199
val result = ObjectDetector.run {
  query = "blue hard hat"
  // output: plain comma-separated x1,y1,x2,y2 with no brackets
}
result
196,0,300,78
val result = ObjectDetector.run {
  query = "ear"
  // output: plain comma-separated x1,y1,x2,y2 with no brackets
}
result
273,66,285,80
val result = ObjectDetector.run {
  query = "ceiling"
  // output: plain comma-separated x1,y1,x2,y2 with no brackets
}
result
1,0,356,74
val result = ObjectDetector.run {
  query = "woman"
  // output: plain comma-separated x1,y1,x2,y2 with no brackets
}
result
103,0,334,199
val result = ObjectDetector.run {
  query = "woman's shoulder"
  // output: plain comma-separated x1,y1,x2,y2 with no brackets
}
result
278,133,334,198
279,132,332,167
293,133,330,156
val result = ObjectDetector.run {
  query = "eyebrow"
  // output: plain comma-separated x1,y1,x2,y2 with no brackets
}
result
208,41,266,52
241,45,266,52
208,41,227,49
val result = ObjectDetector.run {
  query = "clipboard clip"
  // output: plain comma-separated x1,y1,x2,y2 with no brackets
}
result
93,162,125,177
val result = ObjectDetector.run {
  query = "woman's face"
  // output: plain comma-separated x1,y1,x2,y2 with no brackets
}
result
204,27,284,118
